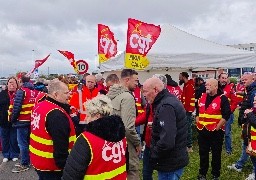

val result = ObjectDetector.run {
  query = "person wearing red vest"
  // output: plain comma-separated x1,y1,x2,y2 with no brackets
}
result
218,73,240,155
133,85,145,116
179,72,195,152
69,75,99,135
244,96,256,180
62,95,127,180
196,78,231,180
10,74,39,173
236,79,245,104
165,74,183,101
30,80,76,179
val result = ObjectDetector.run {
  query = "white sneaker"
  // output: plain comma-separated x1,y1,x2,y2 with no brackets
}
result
12,158,18,162
3,158,9,162
245,173,255,180
227,163,242,172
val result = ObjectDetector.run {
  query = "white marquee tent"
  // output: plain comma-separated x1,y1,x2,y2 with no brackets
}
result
100,24,256,72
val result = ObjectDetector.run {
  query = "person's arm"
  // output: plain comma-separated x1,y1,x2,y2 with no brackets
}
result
229,87,240,112
135,109,147,126
11,89,24,123
120,94,140,147
46,110,70,169
217,95,231,130
62,135,91,180
151,104,177,159
186,84,195,112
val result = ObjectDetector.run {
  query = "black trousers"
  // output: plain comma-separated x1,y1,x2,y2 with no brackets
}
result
36,170,62,180
198,128,224,177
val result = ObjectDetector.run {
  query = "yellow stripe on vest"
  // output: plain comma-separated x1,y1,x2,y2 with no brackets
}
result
84,164,126,180
30,133,53,145
29,145,53,158
20,111,32,115
31,134,76,146
198,121,216,126
199,114,222,119
22,104,35,108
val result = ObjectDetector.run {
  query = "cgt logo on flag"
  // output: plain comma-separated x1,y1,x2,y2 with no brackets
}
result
125,18,161,70
98,24,117,63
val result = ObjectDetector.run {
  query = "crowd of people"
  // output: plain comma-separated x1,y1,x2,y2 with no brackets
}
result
0,69,256,180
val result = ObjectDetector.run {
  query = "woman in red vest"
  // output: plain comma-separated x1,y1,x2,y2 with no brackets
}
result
62,95,127,180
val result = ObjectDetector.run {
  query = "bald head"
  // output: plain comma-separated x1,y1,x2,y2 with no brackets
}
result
205,78,218,96
86,75,96,90
242,74,254,87
143,77,165,104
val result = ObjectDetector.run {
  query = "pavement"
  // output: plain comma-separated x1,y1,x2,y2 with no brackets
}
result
0,153,37,180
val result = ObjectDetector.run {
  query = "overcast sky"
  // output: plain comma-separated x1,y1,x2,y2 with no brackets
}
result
0,0,255,77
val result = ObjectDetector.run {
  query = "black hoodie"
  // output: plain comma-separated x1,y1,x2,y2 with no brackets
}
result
62,115,125,180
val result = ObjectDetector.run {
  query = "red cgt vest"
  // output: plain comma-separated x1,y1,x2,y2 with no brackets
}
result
18,87,39,122
133,87,144,116
30,100,76,171
197,93,224,131
82,132,127,180
223,83,234,102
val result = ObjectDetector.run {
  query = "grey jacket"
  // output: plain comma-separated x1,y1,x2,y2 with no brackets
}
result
107,84,140,171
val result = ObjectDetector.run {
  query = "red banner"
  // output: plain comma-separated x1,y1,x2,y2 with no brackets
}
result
58,50,78,73
98,24,117,63
125,18,161,70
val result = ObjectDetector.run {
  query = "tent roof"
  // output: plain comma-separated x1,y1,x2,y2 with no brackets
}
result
100,24,256,71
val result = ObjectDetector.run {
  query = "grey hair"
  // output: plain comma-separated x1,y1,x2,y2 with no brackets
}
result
85,95,113,117
153,74,167,86
48,79,66,95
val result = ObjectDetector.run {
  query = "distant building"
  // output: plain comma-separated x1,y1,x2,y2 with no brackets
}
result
226,43,256,77
228,43,256,52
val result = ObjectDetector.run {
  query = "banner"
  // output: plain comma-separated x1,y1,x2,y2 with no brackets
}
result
98,24,117,63
58,50,78,73
125,18,161,70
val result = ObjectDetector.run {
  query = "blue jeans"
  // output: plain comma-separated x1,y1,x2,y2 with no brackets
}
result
225,113,234,153
17,127,30,166
186,112,193,148
143,146,154,180
236,142,249,168
251,156,256,176
158,168,184,180
0,126,19,159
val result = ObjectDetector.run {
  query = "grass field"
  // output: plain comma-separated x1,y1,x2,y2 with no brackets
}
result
139,110,254,180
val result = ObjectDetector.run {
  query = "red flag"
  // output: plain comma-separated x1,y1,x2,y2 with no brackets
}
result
126,18,161,56
98,24,117,63
125,18,161,70
34,54,50,70
58,50,78,73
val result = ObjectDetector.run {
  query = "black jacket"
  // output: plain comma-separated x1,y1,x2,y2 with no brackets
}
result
0,90,12,127
238,82,256,126
151,89,189,172
45,97,72,170
62,115,125,180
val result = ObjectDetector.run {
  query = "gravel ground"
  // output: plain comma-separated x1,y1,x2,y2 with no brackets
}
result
0,153,37,180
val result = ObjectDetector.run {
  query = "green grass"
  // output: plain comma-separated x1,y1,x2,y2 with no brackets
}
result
139,110,254,180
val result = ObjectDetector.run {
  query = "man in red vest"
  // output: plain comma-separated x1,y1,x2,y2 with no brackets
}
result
218,72,239,155
196,78,231,180
30,80,76,179
10,73,39,173
69,75,99,135
179,72,195,152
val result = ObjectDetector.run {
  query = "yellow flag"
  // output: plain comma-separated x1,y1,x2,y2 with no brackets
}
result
125,53,149,70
